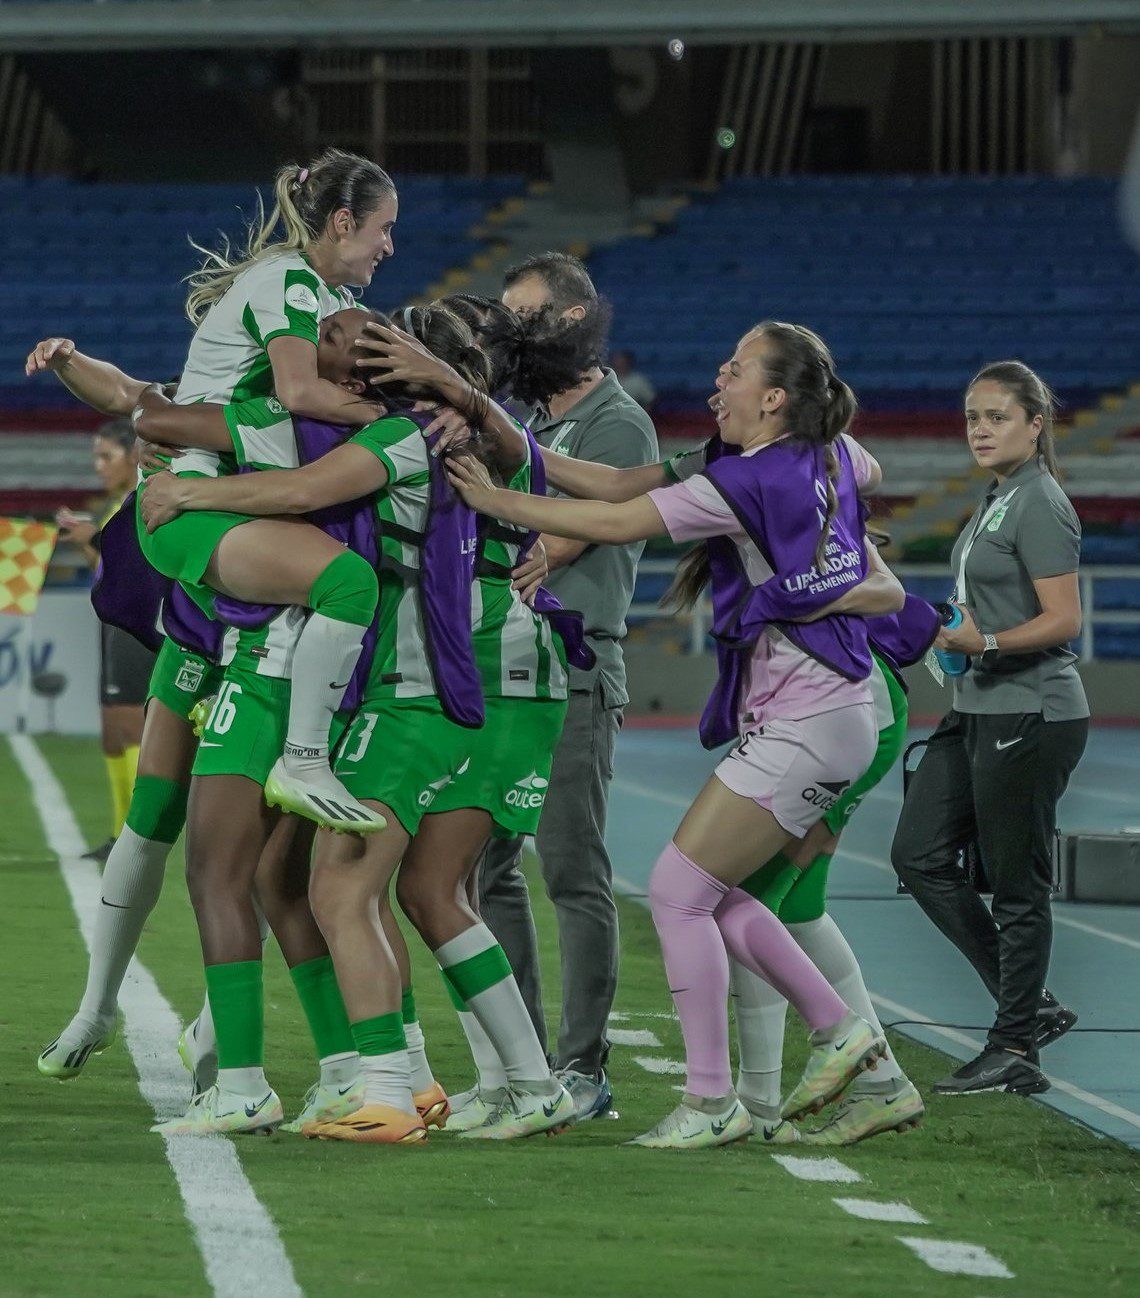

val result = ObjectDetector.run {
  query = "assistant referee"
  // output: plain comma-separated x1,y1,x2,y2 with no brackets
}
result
55,417,155,860
891,361,1089,1098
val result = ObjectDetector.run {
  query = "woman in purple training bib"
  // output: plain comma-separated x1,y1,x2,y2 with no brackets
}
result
447,321,888,1148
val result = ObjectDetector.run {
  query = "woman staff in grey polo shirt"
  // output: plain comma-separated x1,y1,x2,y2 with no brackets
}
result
891,361,1089,1099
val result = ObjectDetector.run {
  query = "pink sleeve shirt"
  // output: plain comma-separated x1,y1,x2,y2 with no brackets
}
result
649,461,871,729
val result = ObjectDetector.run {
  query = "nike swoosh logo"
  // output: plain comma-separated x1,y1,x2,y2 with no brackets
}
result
833,1036,851,1052
101,898,131,910
337,1084,356,1096
244,1093,273,1118
710,1118,732,1135
995,738,1023,750
198,740,224,748
542,1101,560,1117
328,680,352,690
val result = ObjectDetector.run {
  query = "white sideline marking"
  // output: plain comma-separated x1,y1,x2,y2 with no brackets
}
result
834,1198,928,1224
1051,912,1140,953
12,736,302,1298
772,1155,862,1183
898,1238,1013,1279
634,1056,686,1075
870,990,1140,1134
608,1028,662,1048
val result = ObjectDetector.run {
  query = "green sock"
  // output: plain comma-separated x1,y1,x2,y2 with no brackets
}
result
204,960,264,1069
440,967,468,1013
308,549,378,626
124,774,188,845
778,853,833,925
443,944,514,1003
350,1012,407,1058
290,955,355,1060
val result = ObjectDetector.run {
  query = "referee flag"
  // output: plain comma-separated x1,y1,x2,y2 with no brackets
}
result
0,518,58,615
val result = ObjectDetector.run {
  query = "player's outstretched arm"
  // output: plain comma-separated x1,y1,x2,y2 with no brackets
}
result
26,337,148,417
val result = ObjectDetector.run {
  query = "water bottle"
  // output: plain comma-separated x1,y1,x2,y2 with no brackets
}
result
934,603,970,676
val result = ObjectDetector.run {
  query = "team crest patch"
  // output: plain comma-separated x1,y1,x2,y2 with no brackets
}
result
266,396,286,416
986,502,1012,532
174,659,205,693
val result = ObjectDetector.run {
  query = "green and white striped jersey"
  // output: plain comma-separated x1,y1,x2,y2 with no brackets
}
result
220,606,311,680
224,394,300,471
472,441,568,700
215,394,319,679
172,252,352,478
352,415,437,702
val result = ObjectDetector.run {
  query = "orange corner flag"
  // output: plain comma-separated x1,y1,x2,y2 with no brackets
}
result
0,518,59,616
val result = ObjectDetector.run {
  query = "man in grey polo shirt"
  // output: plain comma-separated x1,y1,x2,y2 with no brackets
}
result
478,252,658,1120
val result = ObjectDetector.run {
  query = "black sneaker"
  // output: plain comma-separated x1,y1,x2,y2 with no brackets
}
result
932,1045,1050,1097
1034,998,1078,1050
82,837,116,863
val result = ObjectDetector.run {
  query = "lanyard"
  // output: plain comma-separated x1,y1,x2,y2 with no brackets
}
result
953,486,1019,604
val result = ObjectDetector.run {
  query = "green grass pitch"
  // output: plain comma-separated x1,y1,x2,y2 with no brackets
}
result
2,736,1137,1297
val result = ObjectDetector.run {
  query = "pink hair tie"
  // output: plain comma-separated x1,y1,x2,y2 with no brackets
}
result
297,167,309,185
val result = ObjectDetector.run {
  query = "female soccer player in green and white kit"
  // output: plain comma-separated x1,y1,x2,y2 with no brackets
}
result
140,147,400,835
27,303,392,1095
141,311,576,1143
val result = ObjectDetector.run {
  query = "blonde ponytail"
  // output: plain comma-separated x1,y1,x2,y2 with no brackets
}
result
183,148,397,325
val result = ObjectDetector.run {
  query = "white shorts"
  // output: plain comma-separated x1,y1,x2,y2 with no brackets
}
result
714,703,878,838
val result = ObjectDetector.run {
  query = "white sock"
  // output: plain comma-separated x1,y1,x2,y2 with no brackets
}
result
456,1010,508,1091
788,915,902,1082
218,1065,269,1095
360,1050,415,1114
73,827,170,1024
319,1051,360,1088
730,959,788,1108
282,612,365,771
402,1020,436,1093
435,924,551,1088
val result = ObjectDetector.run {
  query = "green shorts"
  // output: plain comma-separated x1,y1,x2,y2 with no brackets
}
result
432,696,567,837
334,697,478,836
137,485,253,618
146,637,225,721
191,662,291,786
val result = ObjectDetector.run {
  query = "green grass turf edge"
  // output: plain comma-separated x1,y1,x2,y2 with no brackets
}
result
8,736,1140,1298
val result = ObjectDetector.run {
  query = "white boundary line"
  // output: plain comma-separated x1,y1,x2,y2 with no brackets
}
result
12,736,302,1298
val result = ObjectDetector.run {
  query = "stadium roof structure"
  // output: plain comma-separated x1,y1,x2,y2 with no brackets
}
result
1,0,1139,52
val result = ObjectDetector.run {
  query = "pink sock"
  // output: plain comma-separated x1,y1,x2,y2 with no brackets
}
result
648,842,733,1098
715,888,848,1031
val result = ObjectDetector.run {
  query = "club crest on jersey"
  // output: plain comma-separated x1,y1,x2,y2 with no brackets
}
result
986,501,1012,532
266,396,286,416
505,771,549,810
174,660,205,693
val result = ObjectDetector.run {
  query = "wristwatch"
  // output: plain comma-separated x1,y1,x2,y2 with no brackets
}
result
980,633,999,660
